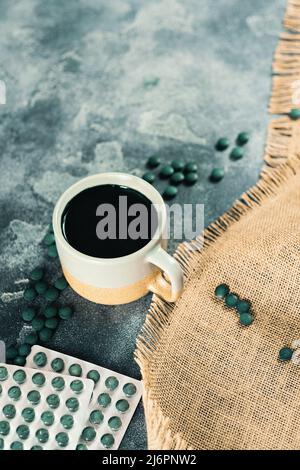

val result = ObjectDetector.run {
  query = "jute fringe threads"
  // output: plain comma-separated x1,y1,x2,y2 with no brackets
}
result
135,0,300,450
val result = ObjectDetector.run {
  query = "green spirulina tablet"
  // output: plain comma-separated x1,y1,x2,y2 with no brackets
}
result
236,299,251,313
66,397,79,412
210,167,224,183
108,416,122,431
76,443,88,450
89,409,104,425
147,155,160,168
35,281,48,295
0,366,8,381
21,307,36,322
24,332,38,346
32,317,45,331
236,132,249,146
60,415,74,430
45,317,59,330
8,386,21,401
68,364,82,377
46,394,60,409
171,160,185,171
97,393,111,408
184,172,198,185
51,358,64,373
16,424,30,440
70,380,84,394
58,306,73,320
163,185,178,200
214,284,229,299
0,421,10,436
87,370,100,384
123,383,137,397
13,356,26,367
54,277,68,291
31,445,43,450
115,399,129,413
43,232,55,246
39,327,53,343
10,441,23,450
0,437,4,449
27,390,41,405
105,376,119,391
290,108,300,120
101,433,115,449
18,344,31,358
56,432,69,448
13,369,26,384
278,347,293,362
45,286,59,302
2,404,16,419
21,407,35,423
230,147,244,160
30,267,44,281
47,245,58,258
33,351,47,367
6,346,18,361
225,293,239,308
142,172,156,184
159,165,174,178
184,162,197,173
81,426,96,442
23,286,37,302
51,377,65,391
36,428,49,443
170,172,184,185
41,411,55,426
239,312,254,326
32,372,46,387
215,137,230,151
43,305,57,319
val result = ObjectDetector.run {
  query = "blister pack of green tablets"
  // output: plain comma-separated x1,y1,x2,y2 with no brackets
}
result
0,363,94,450
26,346,142,450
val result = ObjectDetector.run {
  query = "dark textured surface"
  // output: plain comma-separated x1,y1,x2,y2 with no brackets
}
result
0,0,285,450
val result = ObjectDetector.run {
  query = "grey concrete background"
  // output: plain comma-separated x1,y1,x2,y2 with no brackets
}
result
0,0,285,450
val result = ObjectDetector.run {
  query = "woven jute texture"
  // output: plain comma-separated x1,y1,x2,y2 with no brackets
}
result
136,0,300,450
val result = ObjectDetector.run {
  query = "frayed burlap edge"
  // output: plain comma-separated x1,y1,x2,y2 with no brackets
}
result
135,0,300,450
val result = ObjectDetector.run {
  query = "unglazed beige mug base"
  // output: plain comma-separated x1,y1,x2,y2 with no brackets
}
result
53,172,184,305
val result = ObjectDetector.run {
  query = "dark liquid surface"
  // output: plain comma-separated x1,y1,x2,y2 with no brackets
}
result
61,184,158,258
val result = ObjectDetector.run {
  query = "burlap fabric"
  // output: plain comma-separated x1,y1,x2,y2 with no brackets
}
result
136,0,300,450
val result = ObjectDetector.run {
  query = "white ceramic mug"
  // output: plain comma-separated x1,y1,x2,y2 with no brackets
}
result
53,172,184,305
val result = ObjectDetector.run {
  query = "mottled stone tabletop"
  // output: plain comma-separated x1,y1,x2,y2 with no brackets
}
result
0,0,285,450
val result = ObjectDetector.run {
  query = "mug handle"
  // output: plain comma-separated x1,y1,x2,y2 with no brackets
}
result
147,246,184,302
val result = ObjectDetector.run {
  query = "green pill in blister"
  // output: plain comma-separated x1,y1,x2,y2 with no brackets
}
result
97,393,111,408
27,390,41,405
68,364,82,377
10,441,23,450
56,432,69,448
31,445,43,450
33,352,47,367
13,369,26,384
0,437,4,449
81,426,96,442
105,376,119,391
87,370,100,384
70,380,84,394
123,383,137,397
8,386,21,401
0,421,10,436
2,404,16,419
36,428,49,443
0,367,8,381
16,424,30,440
65,397,79,412
89,409,104,425
76,443,88,450
60,414,74,430
116,399,129,413
41,411,55,427
51,377,65,391
51,358,64,373
21,408,35,423
46,394,60,409
32,373,46,387
101,433,115,449
108,416,122,431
